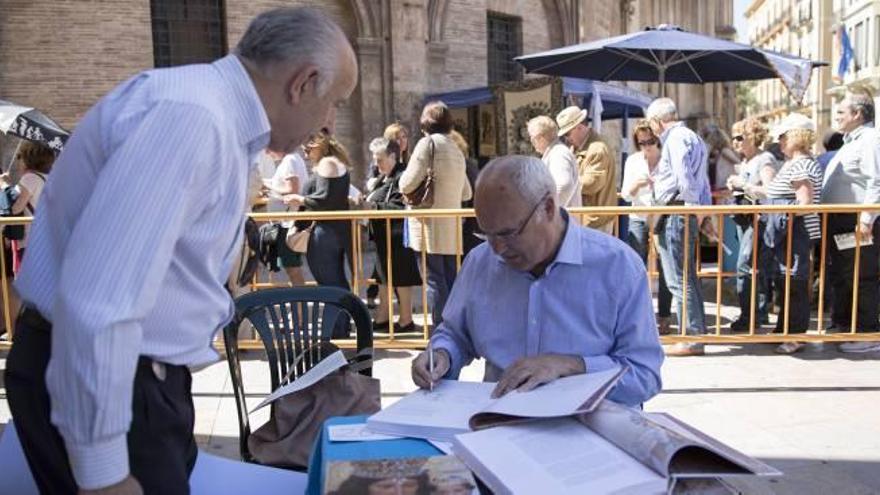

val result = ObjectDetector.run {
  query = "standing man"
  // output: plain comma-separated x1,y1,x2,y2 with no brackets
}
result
527,116,581,208
822,93,880,352
646,98,712,357
556,106,617,233
6,7,357,494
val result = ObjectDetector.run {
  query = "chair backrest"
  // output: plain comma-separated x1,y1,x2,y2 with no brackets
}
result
222,286,373,463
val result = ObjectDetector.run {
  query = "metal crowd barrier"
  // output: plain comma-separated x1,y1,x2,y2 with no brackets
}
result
0,202,878,351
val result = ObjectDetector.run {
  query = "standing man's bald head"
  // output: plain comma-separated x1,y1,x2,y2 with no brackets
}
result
475,156,565,274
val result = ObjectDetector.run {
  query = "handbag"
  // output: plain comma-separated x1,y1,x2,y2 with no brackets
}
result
402,136,435,208
285,221,315,254
248,343,379,469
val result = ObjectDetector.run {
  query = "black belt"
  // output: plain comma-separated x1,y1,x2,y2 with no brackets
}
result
666,200,686,206
20,306,51,332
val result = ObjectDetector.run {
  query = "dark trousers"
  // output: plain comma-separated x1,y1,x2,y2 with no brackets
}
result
735,220,773,324
307,223,353,338
827,214,880,331
420,253,458,328
5,309,197,494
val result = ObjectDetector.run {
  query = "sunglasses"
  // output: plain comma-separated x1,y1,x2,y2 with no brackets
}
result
732,135,745,142
637,139,658,147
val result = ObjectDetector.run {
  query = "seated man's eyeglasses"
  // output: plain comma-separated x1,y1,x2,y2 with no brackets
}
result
474,193,550,243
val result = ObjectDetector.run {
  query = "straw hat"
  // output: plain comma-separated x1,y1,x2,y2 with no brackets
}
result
771,113,815,139
555,106,588,136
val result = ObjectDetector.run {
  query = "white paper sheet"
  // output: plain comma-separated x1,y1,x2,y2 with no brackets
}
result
328,424,401,442
834,232,874,251
250,350,348,412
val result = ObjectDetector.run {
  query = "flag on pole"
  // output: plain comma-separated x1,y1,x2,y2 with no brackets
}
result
837,24,854,79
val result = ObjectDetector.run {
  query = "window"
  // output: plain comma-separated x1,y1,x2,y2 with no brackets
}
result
151,0,227,68
487,12,522,84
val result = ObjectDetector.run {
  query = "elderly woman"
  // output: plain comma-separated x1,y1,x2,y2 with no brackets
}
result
365,137,422,333
726,118,780,331
399,101,472,328
744,114,822,354
700,124,740,192
527,115,581,207
621,120,673,335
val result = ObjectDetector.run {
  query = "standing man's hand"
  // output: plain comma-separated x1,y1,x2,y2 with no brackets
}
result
79,475,143,495
492,354,585,398
411,348,450,389
858,221,873,239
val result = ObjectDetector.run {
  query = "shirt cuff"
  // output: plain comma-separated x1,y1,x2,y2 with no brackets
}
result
583,355,617,373
431,338,463,379
64,435,129,490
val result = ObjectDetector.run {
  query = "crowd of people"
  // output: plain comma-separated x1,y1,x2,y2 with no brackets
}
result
244,90,879,360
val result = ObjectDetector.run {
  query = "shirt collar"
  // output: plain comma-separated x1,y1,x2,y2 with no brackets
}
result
212,55,272,157
844,124,871,144
542,138,564,160
660,121,684,144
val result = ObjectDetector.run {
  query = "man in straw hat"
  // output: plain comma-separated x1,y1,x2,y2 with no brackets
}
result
556,105,617,234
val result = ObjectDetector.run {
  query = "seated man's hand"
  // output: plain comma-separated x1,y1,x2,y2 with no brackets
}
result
492,354,585,398
79,475,143,495
411,348,450,389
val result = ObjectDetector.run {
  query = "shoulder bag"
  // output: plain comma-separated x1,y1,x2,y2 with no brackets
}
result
402,136,435,208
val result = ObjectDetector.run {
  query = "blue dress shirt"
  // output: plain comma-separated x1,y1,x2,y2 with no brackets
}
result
431,213,664,406
15,54,270,489
653,122,712,206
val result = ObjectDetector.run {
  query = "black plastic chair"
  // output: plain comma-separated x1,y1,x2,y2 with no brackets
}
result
222,286,373,463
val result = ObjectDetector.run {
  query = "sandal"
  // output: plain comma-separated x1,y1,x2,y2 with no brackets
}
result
774,342,805,354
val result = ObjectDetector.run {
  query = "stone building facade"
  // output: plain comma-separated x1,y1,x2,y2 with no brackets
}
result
0,0,733,178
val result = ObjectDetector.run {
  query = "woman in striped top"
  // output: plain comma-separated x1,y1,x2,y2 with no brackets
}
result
744,113,822,354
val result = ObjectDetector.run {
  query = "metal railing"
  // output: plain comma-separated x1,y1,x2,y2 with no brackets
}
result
1,202,878,350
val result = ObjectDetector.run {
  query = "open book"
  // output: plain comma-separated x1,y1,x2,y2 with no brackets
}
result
452,400,781,495
366,366,625,442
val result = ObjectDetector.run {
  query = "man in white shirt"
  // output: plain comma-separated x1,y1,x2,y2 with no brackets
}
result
527,115,582,207
6,7,357,495
821,94,880,353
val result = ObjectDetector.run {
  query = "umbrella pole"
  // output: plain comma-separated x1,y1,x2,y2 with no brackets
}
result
658,66,667,98
4,140,22,175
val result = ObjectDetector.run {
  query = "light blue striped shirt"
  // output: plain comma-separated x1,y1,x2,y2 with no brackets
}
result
15,54,270,489
431,213,664,407
653,122,712,206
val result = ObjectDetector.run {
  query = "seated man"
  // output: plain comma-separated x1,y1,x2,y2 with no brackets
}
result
411,155,663,406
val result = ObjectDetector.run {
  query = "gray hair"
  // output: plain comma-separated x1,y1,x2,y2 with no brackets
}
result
843,93,875,124
235,7,348,95
527,115,558,141
646,97,678,122
480,155,557,209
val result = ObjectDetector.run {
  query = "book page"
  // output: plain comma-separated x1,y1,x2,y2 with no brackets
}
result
453,418,666,495
578,400,690,477
647,414,781,477
474,366,623,422
366,380,495,440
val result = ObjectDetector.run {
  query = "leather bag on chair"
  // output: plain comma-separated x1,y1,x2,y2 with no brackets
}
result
248,344,379,469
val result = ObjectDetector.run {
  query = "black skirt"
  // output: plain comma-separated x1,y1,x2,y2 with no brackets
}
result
370,219,422,287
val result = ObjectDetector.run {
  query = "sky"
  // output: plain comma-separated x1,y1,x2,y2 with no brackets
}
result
734,0,750,42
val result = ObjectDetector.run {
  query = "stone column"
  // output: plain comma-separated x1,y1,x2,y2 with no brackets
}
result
354,37,386,185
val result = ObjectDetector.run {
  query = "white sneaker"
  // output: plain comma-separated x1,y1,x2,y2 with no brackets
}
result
838,341,880,353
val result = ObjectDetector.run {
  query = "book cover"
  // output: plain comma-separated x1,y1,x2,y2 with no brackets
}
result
323,455,478,495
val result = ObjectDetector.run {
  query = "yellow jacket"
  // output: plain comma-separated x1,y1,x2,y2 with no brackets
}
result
573,134,617,228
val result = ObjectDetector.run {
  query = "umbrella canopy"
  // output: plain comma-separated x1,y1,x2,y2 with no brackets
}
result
0,100,69,151
425,77,652,120
515,25,827,102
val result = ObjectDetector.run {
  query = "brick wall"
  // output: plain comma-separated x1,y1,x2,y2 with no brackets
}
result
0,0,153,129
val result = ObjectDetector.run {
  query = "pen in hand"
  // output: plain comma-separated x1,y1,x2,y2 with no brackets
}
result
428,342,434,392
